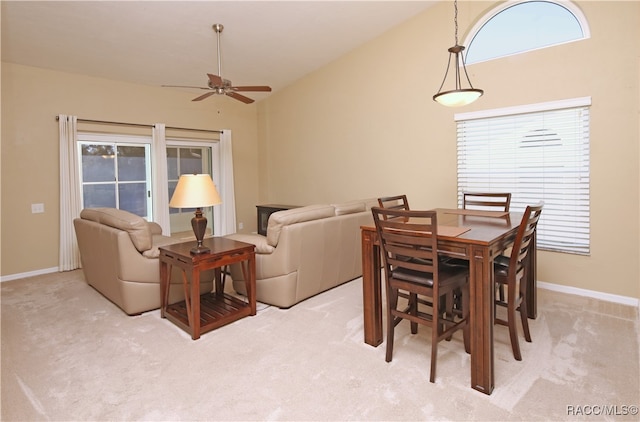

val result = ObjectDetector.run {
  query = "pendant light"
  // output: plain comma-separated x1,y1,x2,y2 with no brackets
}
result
433,0,483,107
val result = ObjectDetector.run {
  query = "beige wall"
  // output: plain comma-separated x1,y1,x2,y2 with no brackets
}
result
257,1,640,299
1,63,260,276
2,1,638,301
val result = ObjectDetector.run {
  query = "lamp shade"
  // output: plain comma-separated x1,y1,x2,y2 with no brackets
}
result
433,88,483,107
169,174,222,208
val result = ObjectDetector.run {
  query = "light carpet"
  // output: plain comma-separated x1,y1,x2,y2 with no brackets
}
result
1,270,638,421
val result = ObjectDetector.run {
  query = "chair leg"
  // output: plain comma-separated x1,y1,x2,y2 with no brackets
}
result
430,322,438,383
519,295,532,343
445,292,454,341
386,288,398,363
494,283,504,315
462,285,470,354
409,293,418,335
385,325,395,363
507,297,522,361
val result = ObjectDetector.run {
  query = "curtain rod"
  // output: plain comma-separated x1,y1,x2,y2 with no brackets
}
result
55,116,222,134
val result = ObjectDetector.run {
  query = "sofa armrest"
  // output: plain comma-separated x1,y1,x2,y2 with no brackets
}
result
225,233,275,254
142,234,182,258
148,221,163,235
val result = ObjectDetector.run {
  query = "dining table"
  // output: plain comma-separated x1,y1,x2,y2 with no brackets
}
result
360,208,537,395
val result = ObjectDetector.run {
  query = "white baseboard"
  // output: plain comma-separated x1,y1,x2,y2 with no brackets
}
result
1,269,638,308
0,267,59,283
538,280,639,307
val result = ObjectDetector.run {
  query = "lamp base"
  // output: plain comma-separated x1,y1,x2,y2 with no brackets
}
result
190,245,211,255
190,207,210,255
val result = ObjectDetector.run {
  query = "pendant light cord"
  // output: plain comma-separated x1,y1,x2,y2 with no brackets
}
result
454,0,459,46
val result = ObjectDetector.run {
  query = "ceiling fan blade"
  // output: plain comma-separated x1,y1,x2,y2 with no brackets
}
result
207,73,223,86
232,86,272,92
226,92,255,104
192,92,216,102
162,85,211,90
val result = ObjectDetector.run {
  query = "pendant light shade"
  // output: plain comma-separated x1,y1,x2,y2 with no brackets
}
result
433,0,483,107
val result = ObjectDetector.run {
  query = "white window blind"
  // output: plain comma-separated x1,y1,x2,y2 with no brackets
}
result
455,98,591,255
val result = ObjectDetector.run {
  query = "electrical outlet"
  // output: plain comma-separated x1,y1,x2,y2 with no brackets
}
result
238,222,244,230
31,203,45,213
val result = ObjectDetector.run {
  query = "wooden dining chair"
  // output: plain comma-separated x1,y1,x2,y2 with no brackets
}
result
463,192,511,212
462,192,512,302
377,195,438,309
371,206,470,383
377,195,410,220
494,203,543,361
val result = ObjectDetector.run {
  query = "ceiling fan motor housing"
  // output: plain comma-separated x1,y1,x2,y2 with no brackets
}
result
208,78,233,91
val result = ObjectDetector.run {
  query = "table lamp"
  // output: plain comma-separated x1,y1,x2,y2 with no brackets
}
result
169,174,222,254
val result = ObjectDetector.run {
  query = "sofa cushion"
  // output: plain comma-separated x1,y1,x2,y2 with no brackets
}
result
332,201,366,216
266,204,335,247
360,198,379,210
80,208,152,252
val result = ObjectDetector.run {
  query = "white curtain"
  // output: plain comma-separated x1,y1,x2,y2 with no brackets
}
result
58,115,82,271
219,130,237,235
152,124,171,235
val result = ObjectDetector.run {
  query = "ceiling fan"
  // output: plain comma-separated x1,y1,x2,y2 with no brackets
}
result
162,23,271,104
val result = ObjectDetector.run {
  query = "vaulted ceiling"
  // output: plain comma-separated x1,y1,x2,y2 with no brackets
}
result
2,1,437,102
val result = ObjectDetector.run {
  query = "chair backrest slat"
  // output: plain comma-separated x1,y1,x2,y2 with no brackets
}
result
377,195,410,221
463,192,511,212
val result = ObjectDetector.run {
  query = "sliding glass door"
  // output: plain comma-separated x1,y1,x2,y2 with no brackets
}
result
77,133,221,237
167,141,220,238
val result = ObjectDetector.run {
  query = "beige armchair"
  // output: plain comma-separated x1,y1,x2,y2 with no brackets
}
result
74,208,213,315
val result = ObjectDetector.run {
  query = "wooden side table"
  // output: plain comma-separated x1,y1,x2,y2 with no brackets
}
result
256,204,299,235
159,237,256,340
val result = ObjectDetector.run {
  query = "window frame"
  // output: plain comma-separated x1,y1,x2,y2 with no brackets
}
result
166,138,221,237
77,133,153,219
463,0,591,65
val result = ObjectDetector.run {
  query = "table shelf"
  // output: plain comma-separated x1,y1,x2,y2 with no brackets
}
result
165,292,252,335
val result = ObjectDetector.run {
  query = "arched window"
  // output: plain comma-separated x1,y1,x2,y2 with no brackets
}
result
464,1,589,65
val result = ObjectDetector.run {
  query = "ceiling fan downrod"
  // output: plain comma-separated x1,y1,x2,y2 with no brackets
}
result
213,23,223,79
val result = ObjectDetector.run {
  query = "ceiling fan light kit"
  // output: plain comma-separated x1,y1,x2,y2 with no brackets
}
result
162,23,271,104
433,0,483,107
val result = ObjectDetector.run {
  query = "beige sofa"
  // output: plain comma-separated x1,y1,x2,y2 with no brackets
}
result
225,199,376,308
73,208,213,315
